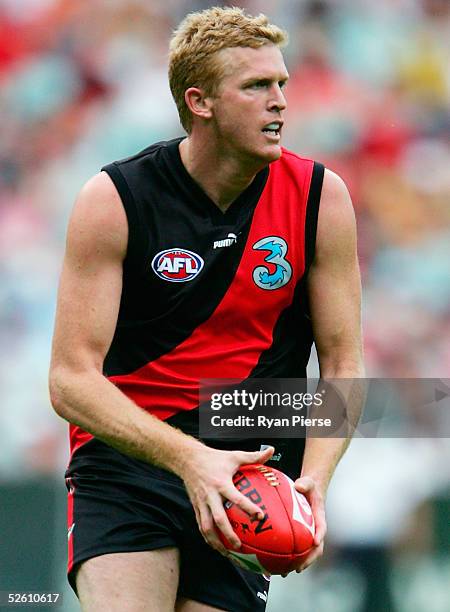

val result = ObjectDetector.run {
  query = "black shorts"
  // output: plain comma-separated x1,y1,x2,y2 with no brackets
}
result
65,439,271,612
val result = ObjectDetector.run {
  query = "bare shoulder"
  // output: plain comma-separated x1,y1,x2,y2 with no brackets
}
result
307,170,362,370
315,169,357,262
66,171,128,260
52,172,127,371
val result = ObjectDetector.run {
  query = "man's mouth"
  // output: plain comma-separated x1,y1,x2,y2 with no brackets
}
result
262,121,283,137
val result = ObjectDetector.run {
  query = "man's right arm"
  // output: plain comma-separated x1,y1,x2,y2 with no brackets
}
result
49,172,272,552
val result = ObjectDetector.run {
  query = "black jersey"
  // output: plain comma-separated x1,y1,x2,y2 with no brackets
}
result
70,138,324,464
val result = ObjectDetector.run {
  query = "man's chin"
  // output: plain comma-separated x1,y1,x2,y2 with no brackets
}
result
269,144,283,160
260,144,283,163
252,143,283,164
235,143,283,171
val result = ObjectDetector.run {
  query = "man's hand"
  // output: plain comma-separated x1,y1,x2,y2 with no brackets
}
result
283,476,327,576
178,445,274,555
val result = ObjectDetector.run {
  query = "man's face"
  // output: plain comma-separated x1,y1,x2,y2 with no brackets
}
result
209,44,289,166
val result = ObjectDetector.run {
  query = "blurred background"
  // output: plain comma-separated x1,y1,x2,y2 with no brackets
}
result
0,0,449,610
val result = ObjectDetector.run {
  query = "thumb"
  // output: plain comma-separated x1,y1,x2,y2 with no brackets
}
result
294,476,315,493
237,446,275,466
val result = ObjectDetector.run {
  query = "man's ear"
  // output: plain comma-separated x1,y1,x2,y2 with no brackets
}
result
184,87,213,121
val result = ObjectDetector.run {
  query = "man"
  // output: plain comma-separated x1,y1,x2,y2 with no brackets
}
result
49,6,364,612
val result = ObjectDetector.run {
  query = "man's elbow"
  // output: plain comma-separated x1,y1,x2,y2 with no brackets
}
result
48,366,75,420
48,369,67,418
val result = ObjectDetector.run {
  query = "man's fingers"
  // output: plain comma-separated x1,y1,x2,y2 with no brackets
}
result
229,447,275,518
198,504,228,555
294,476,315,493
227,488,264,519
313,516,327,546
257,445,275,464
296,542,324,572
294,476,326,544
209,498,241,551
236,446,274,467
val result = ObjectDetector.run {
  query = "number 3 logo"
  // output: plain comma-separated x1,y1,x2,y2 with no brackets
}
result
252,236,292,290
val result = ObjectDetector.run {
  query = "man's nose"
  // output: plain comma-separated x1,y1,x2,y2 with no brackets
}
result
268,84,287,112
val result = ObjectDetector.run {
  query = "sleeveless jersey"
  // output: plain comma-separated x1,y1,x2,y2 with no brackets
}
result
69,138,324,457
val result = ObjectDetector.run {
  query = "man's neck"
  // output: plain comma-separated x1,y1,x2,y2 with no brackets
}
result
179,136,264,213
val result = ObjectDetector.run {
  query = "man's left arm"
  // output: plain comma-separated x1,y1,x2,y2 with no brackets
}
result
293,168,365,573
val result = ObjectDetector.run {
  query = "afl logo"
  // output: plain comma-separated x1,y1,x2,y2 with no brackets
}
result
151,248,204,282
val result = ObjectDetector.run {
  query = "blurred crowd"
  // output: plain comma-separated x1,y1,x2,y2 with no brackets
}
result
0,0,449,468
0,1,449,610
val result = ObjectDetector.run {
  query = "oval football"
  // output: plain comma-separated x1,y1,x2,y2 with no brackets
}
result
218,464,315,574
